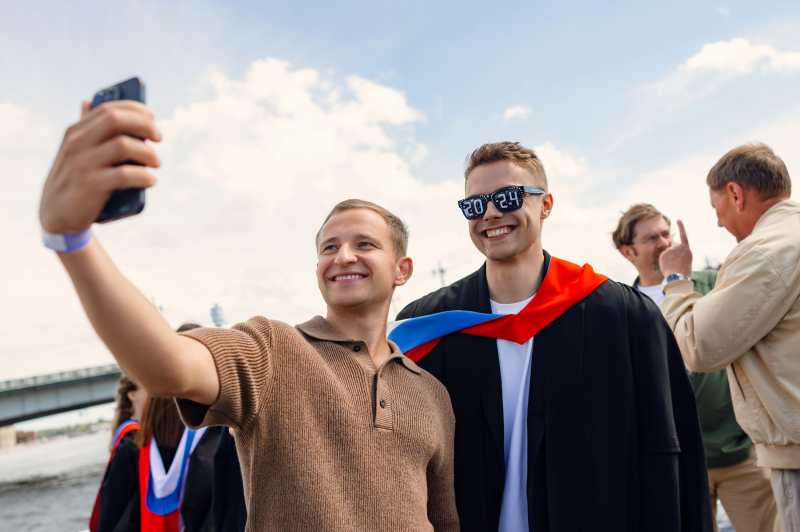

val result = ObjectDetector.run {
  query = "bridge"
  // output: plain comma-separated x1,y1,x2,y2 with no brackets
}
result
0,365,121,426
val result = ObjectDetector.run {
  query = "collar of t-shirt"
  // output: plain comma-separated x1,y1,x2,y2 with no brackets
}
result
637,282,666,306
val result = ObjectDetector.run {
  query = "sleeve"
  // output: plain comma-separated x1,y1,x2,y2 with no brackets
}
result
426,384,460,532
661,249,790,372
175,317,276,432
97,433,139,532
626,290,713,532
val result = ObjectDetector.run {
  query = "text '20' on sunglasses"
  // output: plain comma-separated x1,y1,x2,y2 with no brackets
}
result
457,186,545,220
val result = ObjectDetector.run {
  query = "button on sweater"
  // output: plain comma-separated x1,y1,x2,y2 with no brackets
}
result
176,315,459,532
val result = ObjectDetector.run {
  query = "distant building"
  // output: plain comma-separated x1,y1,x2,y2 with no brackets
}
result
0,425,16,449
16,431,36,444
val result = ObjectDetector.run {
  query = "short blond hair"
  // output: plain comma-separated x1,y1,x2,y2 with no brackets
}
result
464,141,547,189
315,199,409,258
612,204,670,250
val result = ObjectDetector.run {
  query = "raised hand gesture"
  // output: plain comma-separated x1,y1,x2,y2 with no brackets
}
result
659,220,693,278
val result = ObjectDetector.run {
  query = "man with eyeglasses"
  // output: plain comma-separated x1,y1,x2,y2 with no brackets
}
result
613,203,780,532
392,142,711,532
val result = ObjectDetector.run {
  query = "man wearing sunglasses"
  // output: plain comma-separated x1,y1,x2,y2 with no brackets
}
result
393,142,711,532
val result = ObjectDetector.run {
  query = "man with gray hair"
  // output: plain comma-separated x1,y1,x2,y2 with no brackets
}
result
659,143,800,532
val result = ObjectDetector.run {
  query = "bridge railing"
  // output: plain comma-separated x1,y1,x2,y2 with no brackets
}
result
0,364,121,393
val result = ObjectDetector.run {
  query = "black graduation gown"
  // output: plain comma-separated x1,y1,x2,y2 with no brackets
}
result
396,252,712,532
212,428,248,532
182,426,223,532
97,431,140,532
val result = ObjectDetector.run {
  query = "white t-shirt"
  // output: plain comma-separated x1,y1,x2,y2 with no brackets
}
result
491,295,535,532
637,282,666,306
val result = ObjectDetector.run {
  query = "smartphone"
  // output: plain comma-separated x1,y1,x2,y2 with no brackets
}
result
90,77,147,223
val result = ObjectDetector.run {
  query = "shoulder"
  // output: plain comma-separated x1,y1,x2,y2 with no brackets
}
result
397,268,481,319
413,365,455,421
583,279,665,324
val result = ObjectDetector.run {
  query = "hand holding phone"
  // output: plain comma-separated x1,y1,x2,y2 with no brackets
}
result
39,80,161,236
90,78,148,223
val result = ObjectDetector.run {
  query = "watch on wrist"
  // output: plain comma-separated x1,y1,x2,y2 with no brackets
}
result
662,273,691,293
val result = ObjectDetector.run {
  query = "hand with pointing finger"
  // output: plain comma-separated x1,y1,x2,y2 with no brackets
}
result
659,220,693,278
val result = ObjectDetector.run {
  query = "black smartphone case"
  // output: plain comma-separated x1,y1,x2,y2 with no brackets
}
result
90,77,147,223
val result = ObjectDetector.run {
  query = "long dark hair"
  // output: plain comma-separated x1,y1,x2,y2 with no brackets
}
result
110,375,139,450
133,397,186,449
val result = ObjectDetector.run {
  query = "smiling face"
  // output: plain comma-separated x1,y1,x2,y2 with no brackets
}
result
465,161,553,263
316,208,412,311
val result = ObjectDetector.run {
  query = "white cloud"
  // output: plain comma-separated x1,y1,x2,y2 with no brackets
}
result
640,38,800,102
684,38,800,75
0,58,473,379
717,7,731,16
503,105,530,122
534,141,590,182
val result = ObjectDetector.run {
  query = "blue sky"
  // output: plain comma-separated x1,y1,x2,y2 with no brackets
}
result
2,0,800,413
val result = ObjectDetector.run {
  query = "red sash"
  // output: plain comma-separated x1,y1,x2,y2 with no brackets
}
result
89,421,140,532
404,257,609,361
139,437,180,532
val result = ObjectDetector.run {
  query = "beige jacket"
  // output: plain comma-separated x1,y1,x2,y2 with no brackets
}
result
661,199,800,469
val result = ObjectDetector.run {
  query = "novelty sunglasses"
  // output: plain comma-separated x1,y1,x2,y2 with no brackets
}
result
457,186,545,220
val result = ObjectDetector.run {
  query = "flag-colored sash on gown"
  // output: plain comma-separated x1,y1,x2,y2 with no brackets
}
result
89,419,141,532
388,257,608,362
139,426,207,532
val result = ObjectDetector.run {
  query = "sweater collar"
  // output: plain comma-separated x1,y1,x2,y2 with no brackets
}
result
296,316,422,375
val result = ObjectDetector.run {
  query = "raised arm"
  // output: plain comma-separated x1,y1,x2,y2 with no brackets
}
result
39,100,219,405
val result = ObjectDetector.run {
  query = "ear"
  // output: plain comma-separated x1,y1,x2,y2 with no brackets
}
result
127,390,137,403
394,257,414,287
619,245,637,263
728,182,746,212
540,192,554,220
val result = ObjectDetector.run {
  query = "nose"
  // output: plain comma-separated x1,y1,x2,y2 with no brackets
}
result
482,200,503,221
334,243,358,267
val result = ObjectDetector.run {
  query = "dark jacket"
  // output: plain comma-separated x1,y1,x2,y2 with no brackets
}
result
97,431,140,532
212,428,248,532
397,253,712,532
633,270,751,469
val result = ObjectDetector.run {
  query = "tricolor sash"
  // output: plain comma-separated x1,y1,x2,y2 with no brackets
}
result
89,419,140,532
139,427,207,532
388,257,608,361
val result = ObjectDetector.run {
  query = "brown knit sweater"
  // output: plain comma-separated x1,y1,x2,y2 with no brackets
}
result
176,316,459,532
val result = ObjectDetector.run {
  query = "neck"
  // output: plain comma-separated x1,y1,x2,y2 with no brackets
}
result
325,301,392,366
637,270,664,287
485,244,546,304
740,196,788,240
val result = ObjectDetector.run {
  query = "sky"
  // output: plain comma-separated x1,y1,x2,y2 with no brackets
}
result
2,1,800,430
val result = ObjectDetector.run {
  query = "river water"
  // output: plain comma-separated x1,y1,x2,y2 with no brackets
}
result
0,428,734,531
0,430,109,532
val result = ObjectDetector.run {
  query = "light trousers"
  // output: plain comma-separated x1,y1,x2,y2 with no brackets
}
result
709,449,781,532
771,468,800,532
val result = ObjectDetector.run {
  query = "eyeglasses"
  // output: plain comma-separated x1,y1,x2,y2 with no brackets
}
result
457,186,545,220
630,231,674,246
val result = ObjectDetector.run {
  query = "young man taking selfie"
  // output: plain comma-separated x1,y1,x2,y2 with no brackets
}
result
38,99,458,531
392,142,712,532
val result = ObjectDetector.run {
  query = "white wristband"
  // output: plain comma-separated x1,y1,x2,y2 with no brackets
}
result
42,227,93,253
